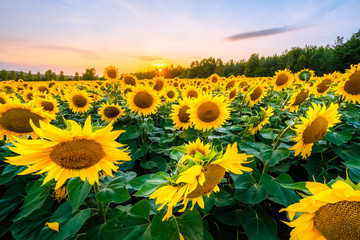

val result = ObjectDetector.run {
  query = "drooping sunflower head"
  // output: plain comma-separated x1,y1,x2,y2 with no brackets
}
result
188,93,231,131
127,84,160,116
313,75,334,97
103,66,120,81
249,107,274,135
98,102,124,122
149,141,253,221
290,102,341,159
337,63,360,103
0,98,53,142
121,74,137,87
5,116,131,189
273,69,293,91
247,84,267,107
286,88,310,113
170,98,192,130
280,179,360,240
66,90,93,113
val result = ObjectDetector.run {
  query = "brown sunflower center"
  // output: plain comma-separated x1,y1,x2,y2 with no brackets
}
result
124,88,133,95
41,101,54,111
104,106,120,118
134,91,153,108
225,81,235,90
229,89,237,99
72,95,87,108
153,80,164,91
250,87,262,100
50,139,105,169
276,74,289,86
292,90,309,105
38,86,49,94
124,76,136,86
187,164,225,198
302,116,328,144
0,108,43,133
187,90,198,99
0,97,5,104
211,76,218,83
197,102,220,123
167,90,175,98
178,106,190,123
107,69,117,79
314,200,360,240
173,82,179,88
344,70,360,95
26,93,33,100
317,79,332,93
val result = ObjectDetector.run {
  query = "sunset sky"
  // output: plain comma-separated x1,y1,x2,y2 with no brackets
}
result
0,0,359,76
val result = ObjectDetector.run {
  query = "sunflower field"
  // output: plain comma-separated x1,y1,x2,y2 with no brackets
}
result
0,64,360,240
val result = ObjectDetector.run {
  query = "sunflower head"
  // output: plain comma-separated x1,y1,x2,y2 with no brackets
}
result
104,66,120,81
164,86,179,102
286,88,310,113
170,98,192,130
281,179,360,240
188,93,231,131
5,116,131,189
247,84,267,107
152,77,166,94
121,74,137,87
98,103,124,122
127,84,160,116
66,90,93,113
34,96,59,116
273,69,293,91
182,86,200,100
337,63,360,103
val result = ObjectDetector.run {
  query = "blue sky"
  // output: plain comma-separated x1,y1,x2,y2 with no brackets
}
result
0,0,359,75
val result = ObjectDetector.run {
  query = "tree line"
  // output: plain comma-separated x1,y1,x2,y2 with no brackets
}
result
1,29,359,81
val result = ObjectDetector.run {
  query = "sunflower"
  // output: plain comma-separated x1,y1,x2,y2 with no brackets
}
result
185,138,211,156
22,89,34,102
294,68,315,84
122,85,134,99
164,86,179,102
0,99,53,142
188,93,230,131
280,179,360,240
182,86,200,100
5,116,131,189
227,87,238,102
127,84,160,116
286,88,310,113
152,77,166,94
34,96,60,116
224,79,237,91
337,63,360,103
170,98,192,130
0,92,10,105
247,84,267,106
98,103,124,122
289,103,341,159
209,73,220,86
104,66,120,81
35,84,51,94
121,74,137,87
273,69,293,91
313,75,334,97
149,141,253,221
53,185,69,202
66,90,93,113
249,107,274,135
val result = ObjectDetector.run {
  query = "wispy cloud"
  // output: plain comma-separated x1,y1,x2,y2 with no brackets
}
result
226,25,305,41
128,55,164,61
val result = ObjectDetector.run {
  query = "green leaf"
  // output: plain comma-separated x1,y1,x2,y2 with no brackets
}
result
278,182,310,195
238,141,263,160
260,173,300,207
325,131,352,146
0,196,18,221
39,202,91,240
212,205,242,226
259,129,277,140
151,209,203,240
129,173,154,190
96,177,130,203
241,206,278,240
343,159,360,182
67,177,92,212
134,172,168,197
14,179,53,221
0,164,27,184
234,173,268,204
101,200,152,240
132,144,150,161
260,146,290,167
120,125,142,140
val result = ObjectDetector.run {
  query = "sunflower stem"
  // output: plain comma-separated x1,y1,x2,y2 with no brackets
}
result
273,122,295,150
93,182,106,224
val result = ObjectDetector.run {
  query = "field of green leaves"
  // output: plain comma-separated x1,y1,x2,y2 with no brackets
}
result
0,64,360,240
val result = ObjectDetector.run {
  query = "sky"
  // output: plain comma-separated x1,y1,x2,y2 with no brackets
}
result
0,0,359,75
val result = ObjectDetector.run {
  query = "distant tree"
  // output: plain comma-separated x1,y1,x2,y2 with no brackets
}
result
51,72,58,81
45,70,52,81
35,72,42,81
74,72,80,81
334,29,360,71
82,68,98,80
18,71,26,80
244,53,259,77
0,70,8,81
58,71,65,81
9,71,16,80
27,71,34,81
